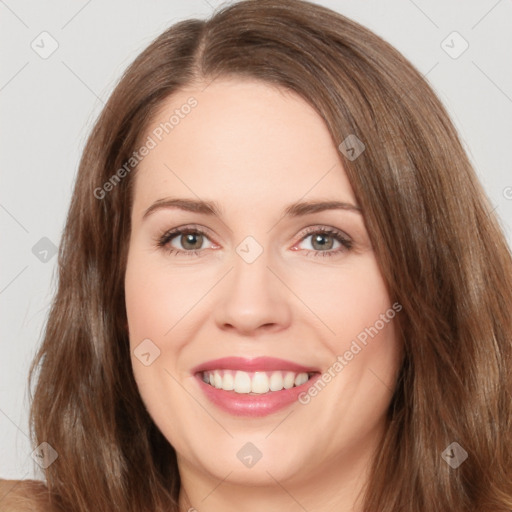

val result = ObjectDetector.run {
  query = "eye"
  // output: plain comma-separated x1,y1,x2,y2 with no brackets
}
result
156,224,353,258
156,225,216,257
294,226,353,258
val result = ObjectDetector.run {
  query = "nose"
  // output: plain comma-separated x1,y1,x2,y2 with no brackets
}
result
214,248,292,336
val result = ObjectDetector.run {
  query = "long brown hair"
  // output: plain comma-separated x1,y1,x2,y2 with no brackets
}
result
28,1,512,510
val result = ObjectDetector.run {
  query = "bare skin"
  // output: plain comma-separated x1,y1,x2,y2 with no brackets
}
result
125,78,403,512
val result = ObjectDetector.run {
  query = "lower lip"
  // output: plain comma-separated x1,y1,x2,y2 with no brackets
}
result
194,373,321,417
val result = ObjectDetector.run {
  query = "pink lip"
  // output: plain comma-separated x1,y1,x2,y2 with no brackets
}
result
191,356,320,374
191,357,321,417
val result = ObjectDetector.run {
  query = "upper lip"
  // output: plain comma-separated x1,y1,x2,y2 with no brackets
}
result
191,356,320,375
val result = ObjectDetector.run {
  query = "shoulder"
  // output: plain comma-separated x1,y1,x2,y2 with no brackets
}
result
0,479,54,511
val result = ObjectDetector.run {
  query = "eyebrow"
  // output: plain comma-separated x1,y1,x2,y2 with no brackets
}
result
142,197,362,220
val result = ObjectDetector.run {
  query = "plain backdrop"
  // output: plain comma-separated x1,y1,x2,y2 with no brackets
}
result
1,0,511,481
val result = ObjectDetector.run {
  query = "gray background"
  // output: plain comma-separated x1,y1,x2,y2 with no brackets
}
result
1,0,511,481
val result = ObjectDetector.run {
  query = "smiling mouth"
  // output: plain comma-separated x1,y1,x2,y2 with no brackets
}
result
198,369,319,394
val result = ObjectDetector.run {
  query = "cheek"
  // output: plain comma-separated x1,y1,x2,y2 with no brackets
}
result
294,253,394,344
332,256,400,376
124,250,201,342
124,249,198,437
295,259,401,448
124,246,212,410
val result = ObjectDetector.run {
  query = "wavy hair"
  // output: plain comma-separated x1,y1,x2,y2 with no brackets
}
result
28,0,512,510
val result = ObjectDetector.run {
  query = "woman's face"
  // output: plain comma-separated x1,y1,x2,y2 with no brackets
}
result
125,78,402,492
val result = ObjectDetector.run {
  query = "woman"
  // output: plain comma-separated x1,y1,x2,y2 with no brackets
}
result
2,0,511,510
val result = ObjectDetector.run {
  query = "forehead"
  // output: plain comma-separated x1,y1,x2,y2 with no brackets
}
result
132,78,356,215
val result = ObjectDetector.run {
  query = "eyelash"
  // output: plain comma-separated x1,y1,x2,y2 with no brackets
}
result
156,224,353,258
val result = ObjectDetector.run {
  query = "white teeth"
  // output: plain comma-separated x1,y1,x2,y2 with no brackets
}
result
201,370,312,394
283,371,296,389
251,372,270,394
294,373,309,386
223,371,235,391
214,371,223,389
234,371,251,393
269,371,284,391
